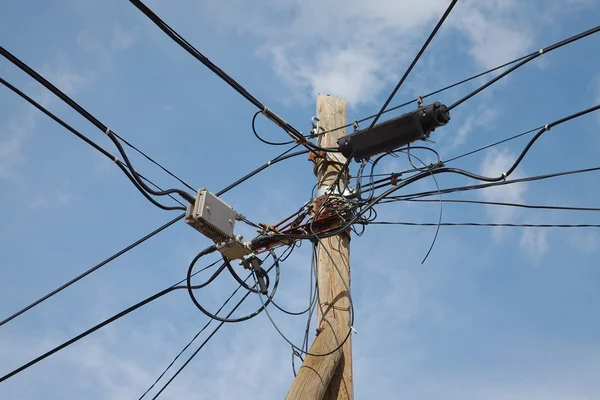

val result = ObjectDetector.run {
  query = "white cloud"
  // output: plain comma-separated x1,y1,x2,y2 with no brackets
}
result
205,0,541,105
0,118,34,183
520,226,549,262
30,181,78,209
451,1,534,69
450,105,500,151
0,63,85,184
110,25,136,51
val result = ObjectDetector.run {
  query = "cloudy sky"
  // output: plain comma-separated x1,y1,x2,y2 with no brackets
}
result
1,0,600,399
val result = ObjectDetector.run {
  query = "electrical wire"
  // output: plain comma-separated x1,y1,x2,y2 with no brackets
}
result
401,148,443,264
0,113,307,329
0,214,184,328
368,0,458,130
138,263,257,399
128,0,337,153
0,46,194,193
0,259,225,383
358,103,600,197
389,165,600,202
448,24,600,110
252,111,295,146
186,247,281,323
148,246,296,398
0,76,187,211
329,0,458,195
368,221,600,228
404,198,600,212
317,55,534,137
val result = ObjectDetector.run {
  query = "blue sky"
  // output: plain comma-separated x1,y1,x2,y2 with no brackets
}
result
1,0,600,399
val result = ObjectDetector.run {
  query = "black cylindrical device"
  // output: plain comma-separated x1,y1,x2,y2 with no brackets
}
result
337,101,450,161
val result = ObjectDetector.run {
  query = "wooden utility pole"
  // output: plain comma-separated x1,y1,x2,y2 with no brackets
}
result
286,94,352,400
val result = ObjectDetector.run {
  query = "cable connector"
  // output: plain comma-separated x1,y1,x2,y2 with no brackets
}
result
241,254,269,294
217,236,252,260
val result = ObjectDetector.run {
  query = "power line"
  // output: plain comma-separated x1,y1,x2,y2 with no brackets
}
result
330,0,458,193
448,24,600,110
128,0,336,153
389,166,600,201
139,269,250,399
368,221,600,228
443,126,543,164
319,25,600,138
366,0,459,130
0,76,187,212
405,198,600,212
0,258,224,383
0,214,184,328
0,46,195,193
147,245,299,398
360,102,600,194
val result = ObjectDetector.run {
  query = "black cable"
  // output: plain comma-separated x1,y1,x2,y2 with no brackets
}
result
0,259,225,383
150,247,295,398
0,214,184,328
252,111,295,146
405,198,600,212
0,76,187,211
105,129,194,203
330,0,458,193
128,0,337,153
360,103,600,196
216,145,308,196
0,46,194,192
444,126,542,164
401,148,443,264
0,82,306,326
368,0,458,129
150,289,251,399
186,247,281,323
448,25,600,110
317,55,534,137
391,166,600,201
368,221,600,228
139,263,253,400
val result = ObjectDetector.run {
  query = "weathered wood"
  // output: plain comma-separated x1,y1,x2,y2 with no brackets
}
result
316,94,353,400
285,322,343,400
285,93,352,400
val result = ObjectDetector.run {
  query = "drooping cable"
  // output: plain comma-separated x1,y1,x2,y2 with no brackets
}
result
404,198,600,212
367,0,459,130
149,246,295,398
448,25,600,110
0,258,225,383
329,0,458,194
359,103,600,196
0,46,194,192
368,221,600,228
128,0,337,153
0,76,187,211
252,111,295,146
0,214,184,328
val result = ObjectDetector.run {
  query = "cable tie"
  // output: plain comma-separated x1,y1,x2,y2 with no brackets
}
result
267,160,272,166
104,127,111,136
501,173,507,181
350,326,358,334
544,124,550,131
538,48,544,55
113,155,119,163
